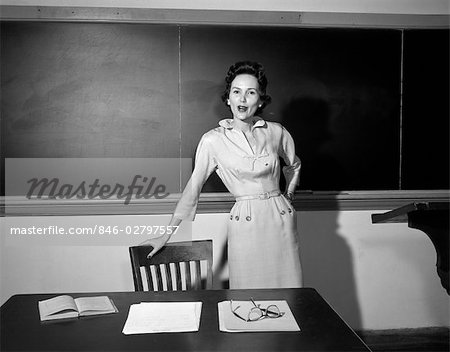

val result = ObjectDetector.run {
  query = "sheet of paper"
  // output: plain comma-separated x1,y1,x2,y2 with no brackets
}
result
122,301,202,335
218,300,300,332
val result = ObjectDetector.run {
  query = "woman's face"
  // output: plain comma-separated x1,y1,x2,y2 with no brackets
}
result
228,74,261,122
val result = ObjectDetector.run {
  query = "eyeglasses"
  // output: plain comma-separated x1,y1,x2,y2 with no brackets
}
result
230,298,285,322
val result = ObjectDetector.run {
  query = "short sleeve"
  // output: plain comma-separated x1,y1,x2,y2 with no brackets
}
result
279,126,301,194
173,133,218,221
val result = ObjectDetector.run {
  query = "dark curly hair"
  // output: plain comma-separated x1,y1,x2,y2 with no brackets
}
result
221,61,272,113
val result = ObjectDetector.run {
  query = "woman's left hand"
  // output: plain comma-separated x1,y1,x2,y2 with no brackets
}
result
284,191,294,203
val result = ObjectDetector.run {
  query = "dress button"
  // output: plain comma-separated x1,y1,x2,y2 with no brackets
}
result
246,216,251,221
280,210,286,215
230,215,233,220
288,208,292,213
235,216,239,221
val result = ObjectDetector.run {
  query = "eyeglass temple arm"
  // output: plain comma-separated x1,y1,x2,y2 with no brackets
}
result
230,300,248,322
250,297,259,307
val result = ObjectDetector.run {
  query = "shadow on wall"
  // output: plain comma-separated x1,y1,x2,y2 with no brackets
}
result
280,96,347,191
298,211,362,329
280,96,362,329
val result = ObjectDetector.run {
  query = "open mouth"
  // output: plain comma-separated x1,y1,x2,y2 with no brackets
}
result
237,105,248,112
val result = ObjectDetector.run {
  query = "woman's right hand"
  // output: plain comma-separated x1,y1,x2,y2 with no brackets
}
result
140,216,182,259
139,235,169,259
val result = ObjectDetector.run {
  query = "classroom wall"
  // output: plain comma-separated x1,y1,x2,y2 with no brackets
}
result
1,0,449,331
1,0,449,14
1,210,449,330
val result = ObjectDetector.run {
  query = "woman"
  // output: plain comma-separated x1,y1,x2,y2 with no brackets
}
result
144,61,303,289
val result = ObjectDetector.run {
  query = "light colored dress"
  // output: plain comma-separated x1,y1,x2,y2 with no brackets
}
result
173,117,303,289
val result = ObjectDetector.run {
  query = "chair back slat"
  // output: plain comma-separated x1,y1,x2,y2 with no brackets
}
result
144,267,154,291
175,262,182,290
194,260,202,290
155,265,163,291
206,255,213,289
185,262,192,290
129,240,213,292
165,264,173,291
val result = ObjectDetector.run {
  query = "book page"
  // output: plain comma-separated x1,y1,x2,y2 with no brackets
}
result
74,296,118,316
38,295,79,321
122,302,202,334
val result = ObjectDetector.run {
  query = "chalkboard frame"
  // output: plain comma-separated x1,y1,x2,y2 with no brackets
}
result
0,5,449,28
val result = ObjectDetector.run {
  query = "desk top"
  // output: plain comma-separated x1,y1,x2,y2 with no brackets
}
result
1,288,370,352
371,201,450,224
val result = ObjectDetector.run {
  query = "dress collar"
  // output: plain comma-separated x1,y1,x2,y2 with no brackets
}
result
218,117,266,130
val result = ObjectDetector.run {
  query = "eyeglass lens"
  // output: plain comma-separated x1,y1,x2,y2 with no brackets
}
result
248,304,282,321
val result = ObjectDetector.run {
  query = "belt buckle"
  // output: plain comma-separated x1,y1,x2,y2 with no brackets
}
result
259,192,270,200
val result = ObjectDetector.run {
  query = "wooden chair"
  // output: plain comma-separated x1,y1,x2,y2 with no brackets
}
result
129,240,213,291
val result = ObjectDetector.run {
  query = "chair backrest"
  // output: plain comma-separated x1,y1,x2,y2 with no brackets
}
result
129,240,213,291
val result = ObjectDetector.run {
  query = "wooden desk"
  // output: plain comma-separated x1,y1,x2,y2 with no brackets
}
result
372,201,449,295
1,288,371,351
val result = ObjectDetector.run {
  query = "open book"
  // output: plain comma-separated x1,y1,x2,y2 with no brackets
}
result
38,295,118,321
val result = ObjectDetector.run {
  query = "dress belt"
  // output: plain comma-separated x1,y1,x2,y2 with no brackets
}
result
235,190,281,201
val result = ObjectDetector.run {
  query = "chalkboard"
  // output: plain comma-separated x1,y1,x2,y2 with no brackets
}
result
1,21,448,195
180,26,402,191
401,29,449,190
1,22,180,158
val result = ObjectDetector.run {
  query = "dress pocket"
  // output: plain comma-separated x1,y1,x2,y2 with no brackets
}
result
276,195,294,216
